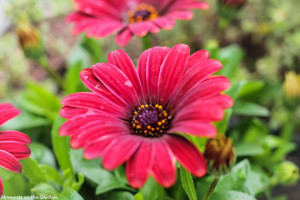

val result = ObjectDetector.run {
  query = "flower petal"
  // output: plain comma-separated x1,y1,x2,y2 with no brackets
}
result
102,135,142,170
108,49,144,102
152,17,175,30
169,121,217,137
151,139,176,187
92,63,141,108
0,150,22,173
157,44,190,104
137,49,151,101
61,92,127,118
126,139,155,188
80,68,127,109
0,142,31,160
60,106,91,119
165,10,194,20
116,28,133,46
129,22,151,37
146,47,170,104
0,131,31,144
203,95,233,109
0,103,21,127
165,134,207,177
0,177,3,197
186,50,210,70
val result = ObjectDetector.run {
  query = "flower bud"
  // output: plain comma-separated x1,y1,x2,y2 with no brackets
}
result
218,0,247,20
283,71,300,99
17,23,45,60
204,134,235,176
274,161,299,186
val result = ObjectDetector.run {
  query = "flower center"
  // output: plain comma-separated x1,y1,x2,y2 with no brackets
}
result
130,104,172,137
128,3,158,23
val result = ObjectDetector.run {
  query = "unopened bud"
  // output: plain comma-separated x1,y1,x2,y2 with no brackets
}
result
274,161,299,186
204,134,235,176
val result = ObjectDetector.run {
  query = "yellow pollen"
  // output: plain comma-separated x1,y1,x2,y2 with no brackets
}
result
147,125,151,130
134,111,138,115
136,125,142,129
158,122,162,126
158,105,163,110
155,104,159,108
144,130,148,134
132,124,136,127
151,128,155,132
156,127,160,131
145,104,149,108
162,120,166,124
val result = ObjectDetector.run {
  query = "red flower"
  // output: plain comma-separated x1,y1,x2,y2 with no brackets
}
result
59,44,233,188
67,0,209,46
0,103,31,196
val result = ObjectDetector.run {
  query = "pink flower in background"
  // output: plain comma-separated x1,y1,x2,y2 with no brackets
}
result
67,0,209,46
59,44,233,188
0,103,31,196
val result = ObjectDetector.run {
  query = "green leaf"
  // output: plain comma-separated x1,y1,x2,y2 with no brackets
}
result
238,81,265,99
104,191,134,200
81,36,103,63
216,45,244,79
63,169,85,191
19,82,60,121
212,190,256,200
51,114,74,176
20,157,47,184
216,160,250,192
96,177,135,195
235,143,264,157
139,177,160,200
65,61,87,94
58,187,84,200
31,183,59,196
244,167,269,196
180,166,197,200
134,193,143,200
30,142,56,167
0,168,27,196
233,101,270,117
39,164,63,185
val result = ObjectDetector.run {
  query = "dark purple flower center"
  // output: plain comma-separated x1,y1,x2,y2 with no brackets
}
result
130,104,172,137
128,3,158,23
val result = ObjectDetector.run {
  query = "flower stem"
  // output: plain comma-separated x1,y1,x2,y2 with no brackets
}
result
38,56,65,90
141,34,152,50
203,176,220,200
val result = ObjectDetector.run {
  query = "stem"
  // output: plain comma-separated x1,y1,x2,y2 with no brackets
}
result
38,56,65,90
141,34,152,50
203,176,220,200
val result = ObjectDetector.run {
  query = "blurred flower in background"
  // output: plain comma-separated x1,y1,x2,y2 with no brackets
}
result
283,71,300,99
67,0,209,46
0,103,31,197
59,44,233,188
273,161,299,186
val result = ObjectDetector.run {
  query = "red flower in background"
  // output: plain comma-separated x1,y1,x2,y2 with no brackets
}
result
59,44,233,188
67,0,209,46
0,103,31,196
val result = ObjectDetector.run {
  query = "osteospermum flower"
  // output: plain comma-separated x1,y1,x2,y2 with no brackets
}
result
67,0,209,46
0,103,31,196
59,44,233,187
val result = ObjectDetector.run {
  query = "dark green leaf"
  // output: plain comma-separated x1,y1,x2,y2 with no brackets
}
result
58,187,84,200
96,178,135,195
180,166,197,200
30,142,56,167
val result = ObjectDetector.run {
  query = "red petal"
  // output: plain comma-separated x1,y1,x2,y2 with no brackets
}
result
108,49,144,103
153,17,175,30
0,103,21,127
0,177,2,197
151,139,176,187
146,47,170,104
186,50,210,70
61,92,127,118
157,44,190,104
0,142,31,160
60,106,91,119
137,49,151,101
102,135,142,170
92,63,141,108
126,139,155,188
0,131,31,144
0,150,22,173
169,121,217,137
80,68,127,109
165,10,194,20
129,22,151,37
116,28,133,46
166,135,207,177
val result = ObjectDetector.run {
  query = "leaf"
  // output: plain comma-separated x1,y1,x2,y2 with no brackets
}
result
139,177,160,200
104,191,134,200
235,143,264,157
51,114,74,176
134,193,143,200
65,61,87,94
233,101,270,117
39,164,63,185
81,36,103,64
19,82,60,121
244,167,269,196
58,187,84,200
238,81,265,99
180,166,197,200
31,182,59,196
212,190,256,200
96,178,135,195
216,160,250,192
20,157,47,184
30,142,56,167
216,45,244,79
63,169,85,191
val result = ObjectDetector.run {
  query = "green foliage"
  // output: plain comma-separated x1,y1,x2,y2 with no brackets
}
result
180,166,197,200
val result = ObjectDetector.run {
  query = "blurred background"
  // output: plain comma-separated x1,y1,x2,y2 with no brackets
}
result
0,0,299,199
